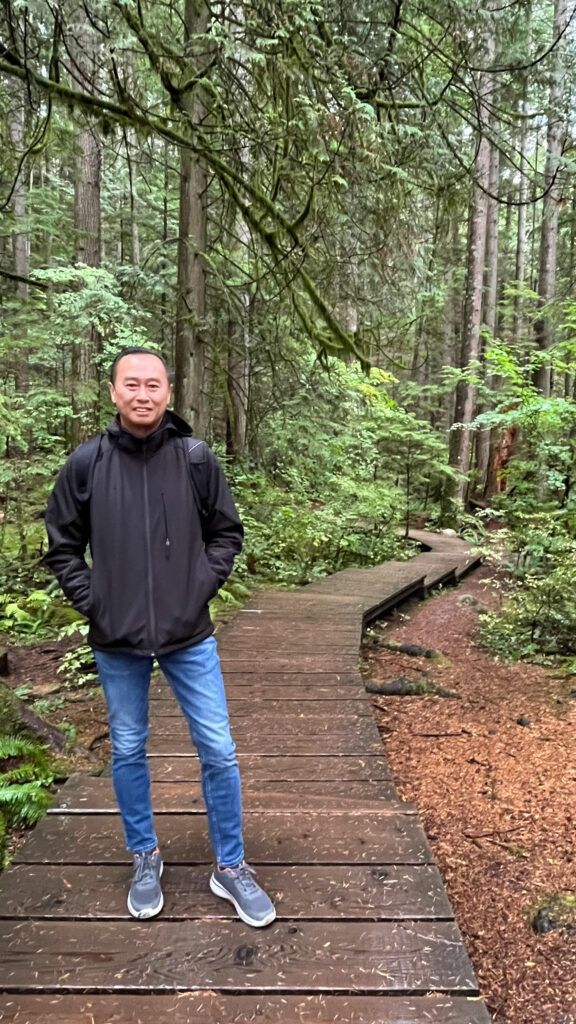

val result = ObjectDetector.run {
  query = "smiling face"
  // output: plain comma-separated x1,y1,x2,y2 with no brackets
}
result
109,353,172,437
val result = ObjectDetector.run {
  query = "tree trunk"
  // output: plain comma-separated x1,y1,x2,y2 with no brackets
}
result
440,210,461,430
174,0,210,437
513,89,529,345
71,10,102,446
533,0,568,397
447,31,494,511
9,89,29,302
8,85,30,395
476,140,500,490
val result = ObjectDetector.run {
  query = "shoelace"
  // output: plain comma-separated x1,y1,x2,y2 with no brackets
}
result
134,850,158,886
232,863,259,894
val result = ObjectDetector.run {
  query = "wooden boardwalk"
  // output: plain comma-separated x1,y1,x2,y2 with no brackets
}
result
0,532,492,1024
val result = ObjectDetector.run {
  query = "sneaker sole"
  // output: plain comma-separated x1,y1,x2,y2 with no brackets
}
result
209,873,277,928
127,861,164,920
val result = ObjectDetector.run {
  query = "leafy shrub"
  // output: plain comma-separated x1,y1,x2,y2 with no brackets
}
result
480,541,576,660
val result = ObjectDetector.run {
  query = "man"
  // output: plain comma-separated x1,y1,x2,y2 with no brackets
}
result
44,347,275,927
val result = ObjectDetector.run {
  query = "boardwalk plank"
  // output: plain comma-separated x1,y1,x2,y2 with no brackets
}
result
147,754,391,782
0,994,493,1024
14,812,432,865
150,673,364,692
216,656,360,672
148,732,383,755
0,919,477,993
0,864,452,920
149,713,377,737
150,693,372,709
50,777,404,812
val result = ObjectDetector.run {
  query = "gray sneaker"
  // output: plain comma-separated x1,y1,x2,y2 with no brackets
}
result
210,862,276,927
127,847,164,919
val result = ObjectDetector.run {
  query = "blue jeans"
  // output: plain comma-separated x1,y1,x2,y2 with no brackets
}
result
93,636,244,867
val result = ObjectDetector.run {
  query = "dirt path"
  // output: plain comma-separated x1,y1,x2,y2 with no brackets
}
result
363,565,576,1024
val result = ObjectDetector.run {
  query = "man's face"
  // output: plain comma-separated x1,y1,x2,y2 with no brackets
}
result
109,353,172,436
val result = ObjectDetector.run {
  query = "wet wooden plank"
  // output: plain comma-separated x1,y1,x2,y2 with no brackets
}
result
0,864,453,921
0,994,492,1024
50,777,403,813
218,625,362,643
14,812,432,865
219,632,362,649
147,755,391,782
216,642,360,657
147,731,383,755
150,691,371,709
149,700,372,719
149,713,378,738
0,919,478,993
240,595,364,610
150,672,363,694
217,656,360,672
304,564,426,593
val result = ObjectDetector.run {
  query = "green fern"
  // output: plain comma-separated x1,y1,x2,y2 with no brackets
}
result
0,734,54,828
0,781,53,824
0,811,6,869
0,735,49,769
0,763,51,785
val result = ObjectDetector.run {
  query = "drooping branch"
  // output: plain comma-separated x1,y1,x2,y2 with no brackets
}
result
0,51,363,362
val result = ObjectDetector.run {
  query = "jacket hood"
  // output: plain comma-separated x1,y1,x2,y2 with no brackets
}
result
106,410,193,454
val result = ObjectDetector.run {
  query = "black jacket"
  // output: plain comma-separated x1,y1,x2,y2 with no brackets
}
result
44,412,243,656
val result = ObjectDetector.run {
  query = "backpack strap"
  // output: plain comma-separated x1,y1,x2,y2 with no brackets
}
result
70,433,105,503
180,437,210,522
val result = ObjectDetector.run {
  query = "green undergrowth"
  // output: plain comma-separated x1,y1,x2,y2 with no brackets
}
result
0,727,55,869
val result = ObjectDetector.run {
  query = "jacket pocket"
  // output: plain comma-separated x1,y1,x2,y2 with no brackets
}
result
202,552,220,598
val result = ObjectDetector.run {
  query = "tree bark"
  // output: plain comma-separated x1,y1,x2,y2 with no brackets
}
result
71,9,102,445
447,30,494,510
9,89,29,302
514,89,529,344
476,140,500,490
174,0,210,437
533,0,568,397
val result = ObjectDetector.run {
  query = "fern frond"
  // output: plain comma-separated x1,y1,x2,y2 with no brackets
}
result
0,764,52,786
0,735,39,760
0,735,51,775
0,782,53,824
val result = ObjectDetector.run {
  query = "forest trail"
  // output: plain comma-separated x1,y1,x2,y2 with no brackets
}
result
0,533,492,1024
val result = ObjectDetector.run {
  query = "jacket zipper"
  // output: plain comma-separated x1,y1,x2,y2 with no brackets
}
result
142,459,157,655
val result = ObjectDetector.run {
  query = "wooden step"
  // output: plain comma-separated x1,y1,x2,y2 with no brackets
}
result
0,863,451,921
0,994,493,1024
0,918,478,994
49,776,407,813
147,754,391,782
14,812,432,865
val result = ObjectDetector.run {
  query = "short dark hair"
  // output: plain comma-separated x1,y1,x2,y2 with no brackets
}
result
109,347,170,384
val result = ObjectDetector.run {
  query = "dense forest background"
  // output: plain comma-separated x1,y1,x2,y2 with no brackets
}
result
1,0,576,652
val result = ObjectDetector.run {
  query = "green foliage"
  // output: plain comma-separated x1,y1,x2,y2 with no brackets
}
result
0,735,54,861
480,535,576,661
226,359,448,585
0,586,72,636
57,642,98,689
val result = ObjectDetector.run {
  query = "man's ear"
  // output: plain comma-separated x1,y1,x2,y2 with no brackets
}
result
109,381,117,404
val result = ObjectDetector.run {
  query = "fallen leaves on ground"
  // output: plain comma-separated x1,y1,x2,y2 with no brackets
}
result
365,565,576,1024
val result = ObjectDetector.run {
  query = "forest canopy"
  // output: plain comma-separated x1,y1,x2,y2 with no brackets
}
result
0,0,576,648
